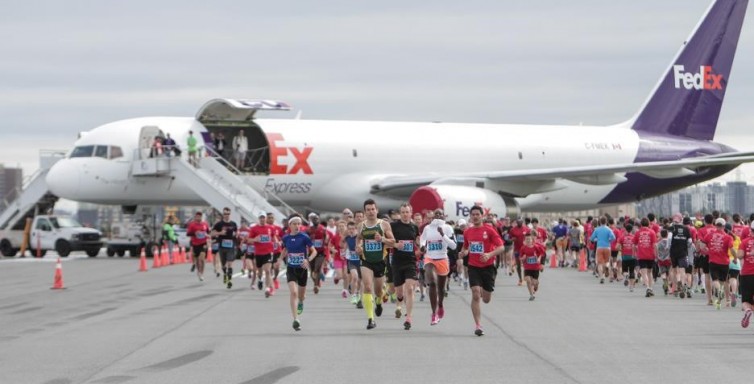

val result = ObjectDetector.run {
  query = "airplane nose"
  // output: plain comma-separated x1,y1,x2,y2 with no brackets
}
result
46,159,80,198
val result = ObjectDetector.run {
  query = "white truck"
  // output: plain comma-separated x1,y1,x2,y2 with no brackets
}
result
0,215,103,257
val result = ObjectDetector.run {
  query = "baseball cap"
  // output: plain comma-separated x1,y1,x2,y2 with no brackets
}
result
714,218,726,226
308,212,319,218
257,211,267,218
458,219,467,226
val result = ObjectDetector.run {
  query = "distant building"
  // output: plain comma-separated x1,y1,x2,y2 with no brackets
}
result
637,181,754,217
0,165,23,210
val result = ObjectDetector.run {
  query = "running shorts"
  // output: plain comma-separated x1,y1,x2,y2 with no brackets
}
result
638,259,655,270
286,266,308,287
468,265,497,292
392,263,418,287
524,269,540,280
596,248,611,265
740,275,754,305
191,244,207,257
219,248,236,264
360,260,386,278
254,253,273,269
709,262,729,282
424,258,450,276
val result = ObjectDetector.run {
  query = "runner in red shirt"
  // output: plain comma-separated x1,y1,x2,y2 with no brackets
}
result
508,219,530,286
266,213,284,290
617,223,637,292
307,213,329,294
329,220,349,298
461,206,505,336
736,235,754,328
186,211,210,281
702,218,734,309
609,218,623,282
249,212,277,297
731,213,751,241
633,218,658,297
519,234,545,301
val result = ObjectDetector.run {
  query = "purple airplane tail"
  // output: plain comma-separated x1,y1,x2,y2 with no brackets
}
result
630,0,748,141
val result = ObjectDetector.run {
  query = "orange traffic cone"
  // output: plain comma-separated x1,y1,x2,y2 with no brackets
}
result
152,246,162,268
162,246,169,266
179,247,187,264
206,246,214,263
138,248,148,272
549,251,558,269
171,245,178,264
578,249,587,272
51,257,65,290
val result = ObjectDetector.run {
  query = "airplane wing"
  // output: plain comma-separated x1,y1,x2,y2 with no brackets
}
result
370,154,754,197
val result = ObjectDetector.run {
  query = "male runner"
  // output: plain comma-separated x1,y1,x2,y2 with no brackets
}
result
307,213,329,294
590,217,616,284
343,222,362,307
186,211,209,281
519,233,545,301
250,211,277,297
390,203,420,330
211,208,238,289
702,218,735,309
669,214,692,298
420,208,456,325
461,206,505,336
508,219,530,286
634,218,658,297
736,231,754,328
267,212,283,290
356,199,395,330
281,216,317,331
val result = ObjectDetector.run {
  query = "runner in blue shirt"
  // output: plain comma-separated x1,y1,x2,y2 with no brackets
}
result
281,216,317,331
590,217,616,284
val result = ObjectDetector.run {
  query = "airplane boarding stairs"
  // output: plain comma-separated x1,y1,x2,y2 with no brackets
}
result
167,155,293,223
0,151,65,232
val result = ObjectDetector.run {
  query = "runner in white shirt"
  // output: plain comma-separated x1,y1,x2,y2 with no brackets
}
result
419,209,457,325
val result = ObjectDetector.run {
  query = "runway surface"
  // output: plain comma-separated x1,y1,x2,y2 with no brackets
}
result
1,254,751,384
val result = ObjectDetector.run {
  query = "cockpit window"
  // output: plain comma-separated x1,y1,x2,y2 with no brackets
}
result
70,145,94,158
94,145,108,158
110,146,123,159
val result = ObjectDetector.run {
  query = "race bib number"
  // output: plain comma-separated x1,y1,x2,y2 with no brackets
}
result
288,252,305,266
273,242,279,251
259,235,271,243
427,240,443,252
469,241,484,254
248,245,255,253
313,240,323,248
348,251,359,261
221,239,234,248
211,243,219,251
195,231,206,240
240,244,247,252
365,239,382,252
526,256,537,265
456,235,464,243
400,241,414,252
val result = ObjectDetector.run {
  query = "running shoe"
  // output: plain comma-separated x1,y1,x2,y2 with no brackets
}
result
715,298,721,310
679,286,686,299
390,293,397,303
293,319,301,331
366,319,376,330
404,317,412,330
600,278,605,284
731,294,737,308
437,306,445,320
742,310,752,328
350,294,359,305
356,300,363,309
624,279,629,287
463,280,469,290
297,302,304,315
274,279,280,290
430,313,439,326
648,289,654,297
375,304,383,317
382,293,389,303
313,285,319,294
334,277,340,285
342,289,348,299
265,288,271,298
529,295,535,301
420,293,425,302
198,274,204,282
700,287,706,294
663,281,668,295
190,264,196,273
629,287,634,293
517,280,523,286
223,275,229,284
258,280,263,290
474,326,485,336
216,272,221,278
395,307,402,319
227,281,232,289
645,289,652,298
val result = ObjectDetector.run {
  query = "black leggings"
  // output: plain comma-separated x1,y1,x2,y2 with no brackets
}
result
621,259,637,280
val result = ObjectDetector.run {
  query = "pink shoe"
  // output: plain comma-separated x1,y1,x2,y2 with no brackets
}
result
742,310,752,328
430,313,439,326
437,306,445,320
274,279,280,290
341,290,348,298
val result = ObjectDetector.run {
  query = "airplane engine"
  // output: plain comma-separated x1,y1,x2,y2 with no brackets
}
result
408,185,519,222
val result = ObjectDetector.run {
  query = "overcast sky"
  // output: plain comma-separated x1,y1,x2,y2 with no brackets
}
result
2,0,754,182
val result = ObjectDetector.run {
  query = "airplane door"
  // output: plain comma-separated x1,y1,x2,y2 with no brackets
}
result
138,125,162,159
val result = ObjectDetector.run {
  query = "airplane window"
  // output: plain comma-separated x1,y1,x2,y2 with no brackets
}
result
70,145,94,158
94,145,108,158
110,146,123,159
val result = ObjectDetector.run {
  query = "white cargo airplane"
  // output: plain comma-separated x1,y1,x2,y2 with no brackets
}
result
45,0,754,221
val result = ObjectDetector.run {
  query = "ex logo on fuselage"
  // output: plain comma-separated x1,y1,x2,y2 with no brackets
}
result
266,133,313,175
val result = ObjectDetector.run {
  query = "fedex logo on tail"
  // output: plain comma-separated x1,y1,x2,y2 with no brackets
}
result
673,65,723,90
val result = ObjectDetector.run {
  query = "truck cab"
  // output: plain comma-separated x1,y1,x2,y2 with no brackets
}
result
30,215,103,257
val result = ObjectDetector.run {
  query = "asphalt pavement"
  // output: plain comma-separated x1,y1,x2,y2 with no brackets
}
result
1,254,751,384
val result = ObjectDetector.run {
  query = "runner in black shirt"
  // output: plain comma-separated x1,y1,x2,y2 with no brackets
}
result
212,207,239,289
390,203,420,330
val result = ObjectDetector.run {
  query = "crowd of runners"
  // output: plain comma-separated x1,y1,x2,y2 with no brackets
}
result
183,202,754,335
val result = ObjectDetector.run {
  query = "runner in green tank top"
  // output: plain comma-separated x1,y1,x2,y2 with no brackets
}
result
356,199,395,330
